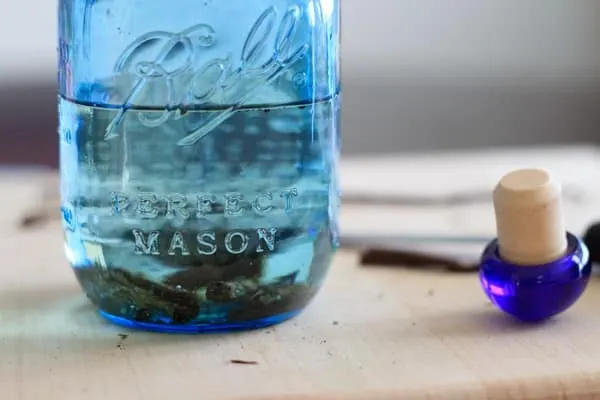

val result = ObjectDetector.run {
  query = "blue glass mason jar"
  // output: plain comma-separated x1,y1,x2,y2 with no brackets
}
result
57,0,341,333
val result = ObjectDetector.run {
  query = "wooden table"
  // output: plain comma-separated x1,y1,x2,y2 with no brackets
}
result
3,146,600,399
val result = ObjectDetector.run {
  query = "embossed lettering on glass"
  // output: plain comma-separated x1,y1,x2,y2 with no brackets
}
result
58,0,341,332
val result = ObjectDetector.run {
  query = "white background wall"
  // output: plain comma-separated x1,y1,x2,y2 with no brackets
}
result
342,0,600,82
1,0,599,82
0,0,598,158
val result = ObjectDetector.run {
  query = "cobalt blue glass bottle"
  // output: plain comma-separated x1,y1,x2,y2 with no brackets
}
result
479,169,591,322
480,233,591,321
58,0,341,333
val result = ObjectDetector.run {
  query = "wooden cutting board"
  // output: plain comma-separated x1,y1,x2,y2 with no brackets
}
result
3,225,600,400
3,147,600,400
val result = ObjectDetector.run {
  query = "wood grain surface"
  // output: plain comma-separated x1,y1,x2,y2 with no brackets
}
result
3,148,600,400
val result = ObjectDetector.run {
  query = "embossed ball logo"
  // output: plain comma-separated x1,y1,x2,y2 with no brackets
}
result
104,6,310,146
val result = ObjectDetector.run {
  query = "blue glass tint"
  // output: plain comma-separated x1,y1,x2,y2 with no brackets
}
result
58,0,340,332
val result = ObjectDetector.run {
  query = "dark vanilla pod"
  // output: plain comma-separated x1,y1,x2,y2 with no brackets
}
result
583,222,600,264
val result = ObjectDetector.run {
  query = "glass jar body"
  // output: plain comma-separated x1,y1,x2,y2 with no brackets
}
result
58,0,340,332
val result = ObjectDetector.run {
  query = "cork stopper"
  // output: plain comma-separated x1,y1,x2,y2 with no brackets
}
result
493,168,568,266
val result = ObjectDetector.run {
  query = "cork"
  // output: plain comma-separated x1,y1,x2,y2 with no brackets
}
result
493,168,568,266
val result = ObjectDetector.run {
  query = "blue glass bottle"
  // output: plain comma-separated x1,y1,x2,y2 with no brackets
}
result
58,0,341,333
480,233,591,322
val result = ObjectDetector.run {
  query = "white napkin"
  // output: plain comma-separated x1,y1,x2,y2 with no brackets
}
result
338,145,600,252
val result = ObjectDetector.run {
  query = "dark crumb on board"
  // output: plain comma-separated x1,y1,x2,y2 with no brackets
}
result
332,321,339,325
117,333,129,349
320,339,327,344
230,359,259,365
19,213,47,229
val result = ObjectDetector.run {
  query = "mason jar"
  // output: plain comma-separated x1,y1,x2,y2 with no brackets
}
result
57,0,341,332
